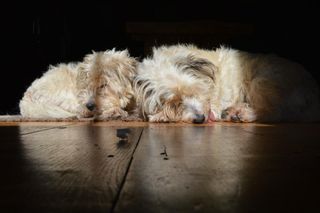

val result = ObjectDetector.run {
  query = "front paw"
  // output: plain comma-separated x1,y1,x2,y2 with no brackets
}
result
148,113,170,123
96,108,129,121
122,114,144,121
221,105,256,123
221,108,241,122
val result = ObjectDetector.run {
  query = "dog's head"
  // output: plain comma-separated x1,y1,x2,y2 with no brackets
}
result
76,49,137,118
135,54,216,123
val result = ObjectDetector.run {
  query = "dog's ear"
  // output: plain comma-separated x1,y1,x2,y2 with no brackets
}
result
134,77,157,119
135,78,155,99
175,55,217,81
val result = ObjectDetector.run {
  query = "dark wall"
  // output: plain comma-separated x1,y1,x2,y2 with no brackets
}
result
1,1,319,114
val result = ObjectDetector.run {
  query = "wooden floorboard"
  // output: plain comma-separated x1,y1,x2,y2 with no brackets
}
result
0,123,143,213
115,123,320,212
1,122,320,212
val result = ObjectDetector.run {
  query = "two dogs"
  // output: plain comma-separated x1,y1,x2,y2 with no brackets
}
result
20,45,320,123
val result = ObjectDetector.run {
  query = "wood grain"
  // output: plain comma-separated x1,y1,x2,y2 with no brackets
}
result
0,124,143,213
115,124,320,212
1,122,320,212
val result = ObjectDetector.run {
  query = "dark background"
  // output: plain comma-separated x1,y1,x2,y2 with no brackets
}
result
1,1,319,115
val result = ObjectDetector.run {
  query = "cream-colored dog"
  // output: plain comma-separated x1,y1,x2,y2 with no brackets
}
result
20,49,137,120
135,44,320,123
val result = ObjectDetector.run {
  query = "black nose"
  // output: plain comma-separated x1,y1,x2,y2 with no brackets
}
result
193,114,205,124
86,102,96,111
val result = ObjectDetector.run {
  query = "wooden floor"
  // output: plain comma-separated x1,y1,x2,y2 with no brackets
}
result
0,121,320,212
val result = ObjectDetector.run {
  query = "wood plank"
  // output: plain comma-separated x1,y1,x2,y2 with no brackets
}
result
18,124,76,135
0,124,143,213
0,121,80,135
115,124,320,212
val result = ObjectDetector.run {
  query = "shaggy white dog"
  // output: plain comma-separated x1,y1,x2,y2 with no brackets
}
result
135,44,320,123
20,49,137,120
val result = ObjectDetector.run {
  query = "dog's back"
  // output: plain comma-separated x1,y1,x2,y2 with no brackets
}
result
19,63,80,118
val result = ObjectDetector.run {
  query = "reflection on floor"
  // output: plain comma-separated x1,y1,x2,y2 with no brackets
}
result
0,121,319,212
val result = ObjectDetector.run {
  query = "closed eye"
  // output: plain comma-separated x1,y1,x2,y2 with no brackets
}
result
99,83,108,89
170,101,182,111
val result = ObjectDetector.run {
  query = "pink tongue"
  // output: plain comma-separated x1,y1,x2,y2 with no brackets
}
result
208,110,215,123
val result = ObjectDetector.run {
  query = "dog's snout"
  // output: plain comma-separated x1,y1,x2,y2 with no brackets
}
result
86,102,96,111
193,114,205,124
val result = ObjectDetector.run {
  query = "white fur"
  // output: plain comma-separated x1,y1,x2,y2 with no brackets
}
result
19,63,87,119
135,44,320,123
20,49,138,120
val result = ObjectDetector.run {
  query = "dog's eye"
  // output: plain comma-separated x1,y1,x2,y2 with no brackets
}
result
170,102,182,110
99,83,108,89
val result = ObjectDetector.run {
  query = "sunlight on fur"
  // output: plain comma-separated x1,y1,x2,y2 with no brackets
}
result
20,49,138,120
20,44,320,123
135,44,320,123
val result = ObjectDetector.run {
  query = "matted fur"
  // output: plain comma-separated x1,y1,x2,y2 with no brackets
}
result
20,49,138,120
135,44,320,123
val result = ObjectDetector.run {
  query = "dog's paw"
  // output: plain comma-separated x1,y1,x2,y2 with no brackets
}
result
148,113,170,123
96,108,129,121
122,114,144,122
221,104,256,122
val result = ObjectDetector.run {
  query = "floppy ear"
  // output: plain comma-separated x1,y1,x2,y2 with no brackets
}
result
134,78,154,101
175,54,217,81
134,78,153,107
